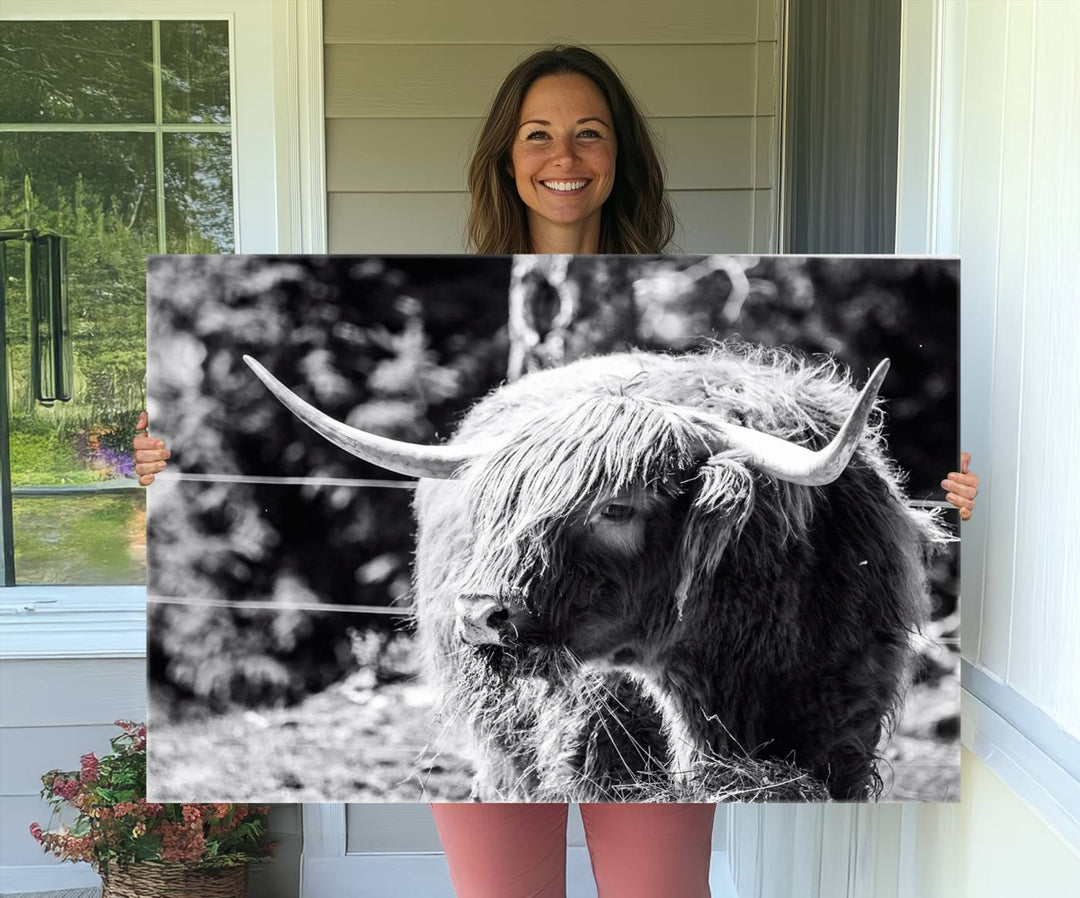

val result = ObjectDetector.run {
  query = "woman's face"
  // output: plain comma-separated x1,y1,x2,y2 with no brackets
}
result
509,73,617,239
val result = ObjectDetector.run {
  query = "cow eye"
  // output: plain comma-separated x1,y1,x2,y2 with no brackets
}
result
600,503,635,521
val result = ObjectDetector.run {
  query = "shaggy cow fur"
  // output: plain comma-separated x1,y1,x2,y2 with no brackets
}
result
412,344,949,802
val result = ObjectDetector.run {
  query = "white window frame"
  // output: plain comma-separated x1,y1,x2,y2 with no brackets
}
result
0,0,326,660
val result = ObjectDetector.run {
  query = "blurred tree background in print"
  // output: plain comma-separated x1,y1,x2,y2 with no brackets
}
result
148,255,958,713
147,256,512,709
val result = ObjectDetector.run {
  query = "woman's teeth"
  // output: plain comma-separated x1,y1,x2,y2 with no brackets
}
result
542,180,589,192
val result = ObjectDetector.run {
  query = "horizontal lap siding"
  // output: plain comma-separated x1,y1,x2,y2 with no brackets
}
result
326,45,762,118
327,117,768,191
1,657,300,896
0,723,128,795
329,189,759,254
0,659,146,868
325,0,780,254
323,0,781,854
324,0,761,45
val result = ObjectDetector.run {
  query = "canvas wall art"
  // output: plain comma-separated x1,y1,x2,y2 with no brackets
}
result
146,254,960,803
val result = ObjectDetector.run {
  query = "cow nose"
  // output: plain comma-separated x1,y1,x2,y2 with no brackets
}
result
456,594,532,645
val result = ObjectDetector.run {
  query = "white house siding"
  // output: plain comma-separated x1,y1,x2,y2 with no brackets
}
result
324,0,777,858
900,1,1080,887
897,0,1080,752
0,658,146,894
934,0,1080,739
0,655,299,897
324,0,781,254
728,1,1080,895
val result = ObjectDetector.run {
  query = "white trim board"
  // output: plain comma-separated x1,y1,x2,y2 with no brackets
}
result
0,588,145,660
272,0,328,253
962,672,1080,853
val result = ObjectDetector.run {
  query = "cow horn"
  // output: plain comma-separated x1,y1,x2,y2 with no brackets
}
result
699,359,890,486
242,355,493,480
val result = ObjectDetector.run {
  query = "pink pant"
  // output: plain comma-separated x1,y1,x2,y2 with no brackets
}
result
430,803,716,898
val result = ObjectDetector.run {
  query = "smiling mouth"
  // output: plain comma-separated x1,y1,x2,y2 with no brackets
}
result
540,179,591,193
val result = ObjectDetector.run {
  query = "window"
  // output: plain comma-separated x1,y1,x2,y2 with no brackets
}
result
0,0,319,660
0,19,235,585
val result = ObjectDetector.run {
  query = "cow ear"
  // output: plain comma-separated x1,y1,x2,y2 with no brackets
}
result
673,458,754,614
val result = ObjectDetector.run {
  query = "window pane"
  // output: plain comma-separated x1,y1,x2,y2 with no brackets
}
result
2,132,157,585
164,132,234,252
13,493,146,585
160,21,232,124
0,22,154,124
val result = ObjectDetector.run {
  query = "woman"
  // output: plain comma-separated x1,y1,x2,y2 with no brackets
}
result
136,45,979,898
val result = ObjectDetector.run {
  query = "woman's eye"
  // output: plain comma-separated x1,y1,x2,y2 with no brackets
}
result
578,129,602,138
600,504,635,521
525,130,550,140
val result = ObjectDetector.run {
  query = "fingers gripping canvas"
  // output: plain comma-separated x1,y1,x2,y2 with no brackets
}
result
146,254,960,803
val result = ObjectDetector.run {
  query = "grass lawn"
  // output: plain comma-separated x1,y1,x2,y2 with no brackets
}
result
12,491,146,584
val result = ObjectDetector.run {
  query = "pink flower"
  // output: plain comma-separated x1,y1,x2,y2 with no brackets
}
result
30,822,43,842
181,805,202,824
53,778,80,801
80,753,99,782
160,821,205,863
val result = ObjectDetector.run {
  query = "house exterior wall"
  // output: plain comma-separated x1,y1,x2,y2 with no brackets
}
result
932,0,1079,741
895,0,1080,888
323,0,782,254
0,655,299,898
729,1,1080,894
905,750,1080,898
322,0,776,858
0,659,146,882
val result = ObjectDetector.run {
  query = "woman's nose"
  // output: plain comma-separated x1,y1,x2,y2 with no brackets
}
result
549,135,579,166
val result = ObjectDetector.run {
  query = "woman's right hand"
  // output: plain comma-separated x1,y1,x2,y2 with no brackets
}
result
133,411,171,486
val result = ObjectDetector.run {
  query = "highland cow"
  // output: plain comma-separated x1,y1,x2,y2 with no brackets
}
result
245,344,947,801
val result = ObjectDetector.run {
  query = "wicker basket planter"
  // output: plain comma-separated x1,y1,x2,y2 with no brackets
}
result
100,862,247,898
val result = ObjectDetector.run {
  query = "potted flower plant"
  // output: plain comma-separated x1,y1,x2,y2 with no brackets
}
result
30,720,274,897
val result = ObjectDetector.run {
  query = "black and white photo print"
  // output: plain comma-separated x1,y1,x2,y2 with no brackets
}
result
146,254,960,803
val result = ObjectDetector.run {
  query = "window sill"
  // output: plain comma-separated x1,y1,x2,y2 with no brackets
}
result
0,586,145,660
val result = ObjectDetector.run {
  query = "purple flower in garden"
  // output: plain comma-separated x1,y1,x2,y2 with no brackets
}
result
96,446,136,479
73,428,137,480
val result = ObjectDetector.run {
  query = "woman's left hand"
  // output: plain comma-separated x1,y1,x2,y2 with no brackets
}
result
942,452,979,521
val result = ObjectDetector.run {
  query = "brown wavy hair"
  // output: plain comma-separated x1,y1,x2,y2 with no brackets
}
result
466,46,676,254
